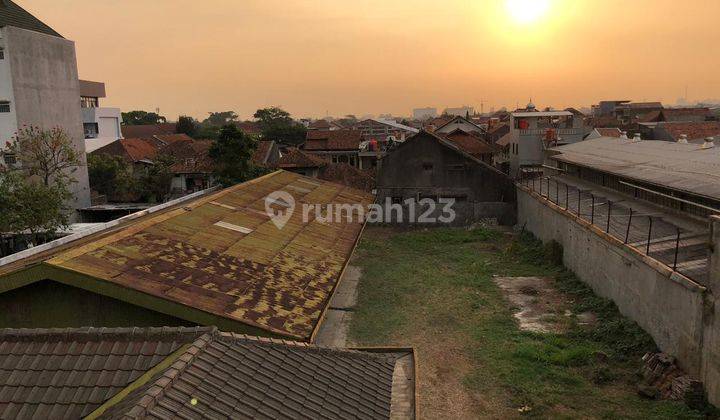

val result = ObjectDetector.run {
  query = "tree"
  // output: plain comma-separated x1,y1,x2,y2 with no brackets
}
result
209,125,256,187
7,126,81,187
87,154,134,200
253,107,306,146
121,110,167,125
138,154,175,203
203,111,239,127
0,170,70,243
176,115,198,137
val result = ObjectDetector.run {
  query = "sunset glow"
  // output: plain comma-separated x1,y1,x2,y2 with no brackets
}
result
506,0,550,24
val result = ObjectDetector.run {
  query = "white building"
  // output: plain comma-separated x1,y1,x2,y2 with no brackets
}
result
80,80,122,153
0,0,91,210
412,107,437,120
508,105,585,176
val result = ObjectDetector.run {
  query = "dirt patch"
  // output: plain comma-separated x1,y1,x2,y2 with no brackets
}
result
492,276,569,334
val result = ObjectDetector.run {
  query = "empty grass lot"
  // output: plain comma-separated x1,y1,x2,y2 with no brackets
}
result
348,226,713,419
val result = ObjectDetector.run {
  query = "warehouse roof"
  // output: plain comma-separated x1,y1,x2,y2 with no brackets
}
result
0,171,373,341
0,326,415,420
550,137,720,201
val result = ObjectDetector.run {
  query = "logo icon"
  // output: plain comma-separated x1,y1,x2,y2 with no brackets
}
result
265,190,295,229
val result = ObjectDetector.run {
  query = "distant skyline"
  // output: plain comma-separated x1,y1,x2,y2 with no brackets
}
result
20,0,720,120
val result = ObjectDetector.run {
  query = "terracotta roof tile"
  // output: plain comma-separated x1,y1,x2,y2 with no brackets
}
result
305,130,363,151
278,147,328,168
595,128,623,137
657,121,720,142
251,140,275,166
91,138,158,163
120,123,176,139
440,130,499,157
308,120,331,130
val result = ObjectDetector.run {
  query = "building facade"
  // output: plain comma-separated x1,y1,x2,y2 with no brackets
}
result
80,80,122,153
412,107,437,120
0,4,91,210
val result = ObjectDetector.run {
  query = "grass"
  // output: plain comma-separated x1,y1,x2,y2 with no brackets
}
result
349,226,712,419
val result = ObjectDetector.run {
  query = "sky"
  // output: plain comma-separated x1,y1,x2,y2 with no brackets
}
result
19,0,720,120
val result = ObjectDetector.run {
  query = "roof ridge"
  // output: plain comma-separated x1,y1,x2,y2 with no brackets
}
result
0,325,215,342
87,327,219,419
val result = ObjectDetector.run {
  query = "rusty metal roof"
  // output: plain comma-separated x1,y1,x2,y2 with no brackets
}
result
550,137,720,201
27,171,372,340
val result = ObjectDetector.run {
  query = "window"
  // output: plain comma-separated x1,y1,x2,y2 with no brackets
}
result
80,96,99,108
83,123,98,139
422,162,433,171
3,153,16,166
0,101,9,113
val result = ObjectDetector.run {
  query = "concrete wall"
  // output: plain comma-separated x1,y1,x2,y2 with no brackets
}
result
518,186,720,405
703,216,720,403
0,28,18,152
6,26,90,211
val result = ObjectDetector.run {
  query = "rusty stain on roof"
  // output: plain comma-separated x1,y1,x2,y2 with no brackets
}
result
44,171,373,340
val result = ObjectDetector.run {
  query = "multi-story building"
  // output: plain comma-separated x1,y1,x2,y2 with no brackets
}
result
412,107,437,120
80,80,122,152
0,0,90,210
353,118,418,142
508,105,585,176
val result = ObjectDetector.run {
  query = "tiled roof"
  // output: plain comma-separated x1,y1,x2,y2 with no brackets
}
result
251,140,275,166
150,134,194,147
0,327,415,420
91,138,158,163
120,124,177,139
1,171,373,341
657,121,720,142
308,119,331,130
0,326,211,419
0,0,61,37
595,128,623,138
305,130,363,151
440,130,499,157
235,121,262,136
279,147,328,168
160,139,214,174
618,102,663,109
100,331,408,419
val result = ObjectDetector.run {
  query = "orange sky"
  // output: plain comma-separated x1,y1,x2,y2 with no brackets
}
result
19,0,720,120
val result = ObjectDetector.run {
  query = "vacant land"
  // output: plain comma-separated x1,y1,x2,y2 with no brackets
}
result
349,226,709,419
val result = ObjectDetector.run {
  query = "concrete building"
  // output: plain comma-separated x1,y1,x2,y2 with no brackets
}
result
303,129,362,167
0,0,90,210
80,80,122,153
508,108,585,176
412,107,437,120
376,130,515,226
353,118,418,142
591,100,631,117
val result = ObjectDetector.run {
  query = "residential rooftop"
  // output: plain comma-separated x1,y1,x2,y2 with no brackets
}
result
550,137,720,201
0,0,61,37
0,326,415,419
0,171,373,341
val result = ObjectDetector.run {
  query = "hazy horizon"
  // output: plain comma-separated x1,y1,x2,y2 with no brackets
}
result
19,0,720,120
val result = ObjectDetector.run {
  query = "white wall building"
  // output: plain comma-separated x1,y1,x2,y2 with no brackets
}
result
412,107,437,120
80,80,122,153
0,0,91,210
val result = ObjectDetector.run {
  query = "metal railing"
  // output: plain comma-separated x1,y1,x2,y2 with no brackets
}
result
519,175,711,286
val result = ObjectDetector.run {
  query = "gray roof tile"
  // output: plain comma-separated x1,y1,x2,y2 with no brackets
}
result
0,0,62,37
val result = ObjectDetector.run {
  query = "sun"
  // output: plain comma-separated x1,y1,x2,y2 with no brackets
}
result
506,0,550,24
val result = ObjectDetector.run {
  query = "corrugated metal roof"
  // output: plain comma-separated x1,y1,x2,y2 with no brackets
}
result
3,171,372,340
550,137,720,200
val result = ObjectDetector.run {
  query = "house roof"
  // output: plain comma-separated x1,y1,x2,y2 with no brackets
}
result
120,123,176,139
433,116,485,134
91,138,158,163
251,140,276,166
595,128,623,138
656,121,720,142
0,0,62,37
308,119,331,130
550,137,720,201
512,111,573,118
160,139,213,174
440,130,498,157
369,119,419,134
150,133,193,147
0,326,415,420
496,132,513,147
0,171,373,341
318,163,376,192
305,130,363,151
616,102,663,109
235,121,262,136
278,147,328,168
